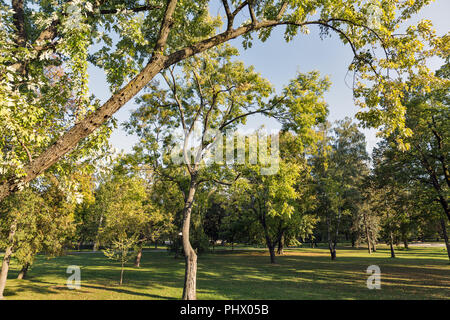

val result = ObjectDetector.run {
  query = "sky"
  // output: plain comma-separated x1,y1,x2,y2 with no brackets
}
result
88,0,450,156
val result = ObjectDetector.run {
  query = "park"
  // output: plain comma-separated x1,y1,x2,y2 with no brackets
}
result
0,0,449,301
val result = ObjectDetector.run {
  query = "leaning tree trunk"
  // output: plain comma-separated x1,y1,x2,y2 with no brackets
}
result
0,221,17,299
17,262,30,280
440,218,450,261
181,179,198,300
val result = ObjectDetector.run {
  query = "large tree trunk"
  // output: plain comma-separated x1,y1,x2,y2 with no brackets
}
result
440,218,450,261
17,262,30,280
266,237,276,264
0,221,17,299
181,179,198,300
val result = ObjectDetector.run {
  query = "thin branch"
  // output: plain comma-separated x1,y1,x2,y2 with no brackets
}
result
99,4,162,15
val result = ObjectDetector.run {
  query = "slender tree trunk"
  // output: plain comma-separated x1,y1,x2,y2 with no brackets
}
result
119,261,124,285
370,229,377,252
327,214,336,260
93,214,103,252
440,218,450,261
0,221,17,299
154,241,158,249
328,241,337,260
17,262,30,280
389,231,396,258
134,245,143,268
181,178,198,300
366,226,372,254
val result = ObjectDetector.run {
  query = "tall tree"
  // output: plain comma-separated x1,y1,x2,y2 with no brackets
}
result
1,0,444,203
124,44,329,298
312,118,369,260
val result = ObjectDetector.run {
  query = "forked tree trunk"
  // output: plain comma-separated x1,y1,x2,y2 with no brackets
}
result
182,179,198,300
277,236,284,255
440,218,450,261
0,221,17,299
17,262,30,280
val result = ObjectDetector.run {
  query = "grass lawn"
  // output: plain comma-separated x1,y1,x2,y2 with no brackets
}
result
2,245,449,300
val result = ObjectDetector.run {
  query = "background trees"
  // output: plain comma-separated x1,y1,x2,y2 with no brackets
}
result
311,118,369,260
0,179,76,298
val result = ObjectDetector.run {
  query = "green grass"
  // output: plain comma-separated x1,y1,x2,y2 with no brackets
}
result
2,246,449,300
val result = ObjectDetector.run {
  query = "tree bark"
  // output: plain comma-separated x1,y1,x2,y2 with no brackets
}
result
17,262,30,280
134,246,143,268
181,178,198,300
277,234,284,255
389,231,396,258
119,261,124,285
366,226,372,254
328,241,337,260
93,214,104,252
0,221,17,299
440,218,450,261
266,237,276,264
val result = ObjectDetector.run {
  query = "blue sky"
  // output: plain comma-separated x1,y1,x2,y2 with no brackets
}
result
88,0,450,155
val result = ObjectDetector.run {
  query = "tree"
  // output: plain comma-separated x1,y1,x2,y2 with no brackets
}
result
95,172,154,285
369,62,450,259
0,179,75,298
1,0,444,204
234,159,302,263
124,41,331,298
311,118,369,260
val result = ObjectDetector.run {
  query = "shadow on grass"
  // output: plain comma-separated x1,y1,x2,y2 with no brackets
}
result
3,247,449,300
